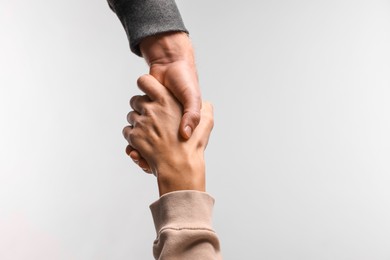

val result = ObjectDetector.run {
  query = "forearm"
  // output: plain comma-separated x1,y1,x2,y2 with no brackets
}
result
140,31,195,66
150,190,222,260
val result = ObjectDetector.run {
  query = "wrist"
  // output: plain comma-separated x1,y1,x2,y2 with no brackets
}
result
140,31,194,66
156,153,205,196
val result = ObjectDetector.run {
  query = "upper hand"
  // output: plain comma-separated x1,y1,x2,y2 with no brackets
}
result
140,31,201,140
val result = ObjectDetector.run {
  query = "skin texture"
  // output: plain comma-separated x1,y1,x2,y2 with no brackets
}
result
122,75,214,196
127,32,201,168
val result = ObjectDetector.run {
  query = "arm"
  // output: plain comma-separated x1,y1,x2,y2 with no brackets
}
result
108,0,201,139
122,75,222,259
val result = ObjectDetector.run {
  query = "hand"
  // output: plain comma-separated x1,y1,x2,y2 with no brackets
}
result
140,31,201,140
122,75,214,196
127,31,201,173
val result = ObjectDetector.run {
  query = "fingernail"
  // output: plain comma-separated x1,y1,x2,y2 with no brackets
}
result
133,160,139,164
142,168,148,172
185,125,192,137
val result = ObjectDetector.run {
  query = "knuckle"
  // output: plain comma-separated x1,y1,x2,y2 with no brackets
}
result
127,111,140,126
129,96,136,106
130,111,137,121
128,131,137,145
126,111,132,123
142,118,154,132
133,117,146,130
142,103,153,116
129,96,139,109
122,126,130,138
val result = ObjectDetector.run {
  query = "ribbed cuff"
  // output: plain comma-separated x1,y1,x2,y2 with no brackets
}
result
149,190,215,234
109,0,189,56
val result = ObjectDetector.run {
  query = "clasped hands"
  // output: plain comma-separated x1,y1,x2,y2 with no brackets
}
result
122,75,214,196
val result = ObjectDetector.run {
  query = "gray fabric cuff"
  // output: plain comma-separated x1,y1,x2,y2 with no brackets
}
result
149,190,215,234
108,0,189,57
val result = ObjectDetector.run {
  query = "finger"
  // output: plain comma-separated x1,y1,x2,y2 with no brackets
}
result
122,125,133,142
126,145,141,164
125,144,135,156
199,101,214,133
195,102,214,137
180,110,201,140
128,148,140,162
190,101,214,147
127,111,140,127
137,74,168,101
126,147,152,173
130,95,150,114
133,155,151,173
122,125,140,148
128,148,141,165
139,159,152,174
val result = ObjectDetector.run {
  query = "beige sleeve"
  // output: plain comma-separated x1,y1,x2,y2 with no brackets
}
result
149,190,222,260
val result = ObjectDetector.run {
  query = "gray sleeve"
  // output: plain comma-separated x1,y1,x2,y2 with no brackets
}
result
107,0,189,57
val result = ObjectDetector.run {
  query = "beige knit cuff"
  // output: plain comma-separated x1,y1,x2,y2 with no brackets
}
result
149,190,215,234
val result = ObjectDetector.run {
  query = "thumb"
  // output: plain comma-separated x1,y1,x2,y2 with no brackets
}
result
170,80,201,140
179,99,202,140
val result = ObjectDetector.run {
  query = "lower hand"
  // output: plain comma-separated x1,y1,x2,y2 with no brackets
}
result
122,75,214,196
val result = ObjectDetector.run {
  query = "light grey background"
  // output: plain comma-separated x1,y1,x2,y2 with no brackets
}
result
1,0,390,259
